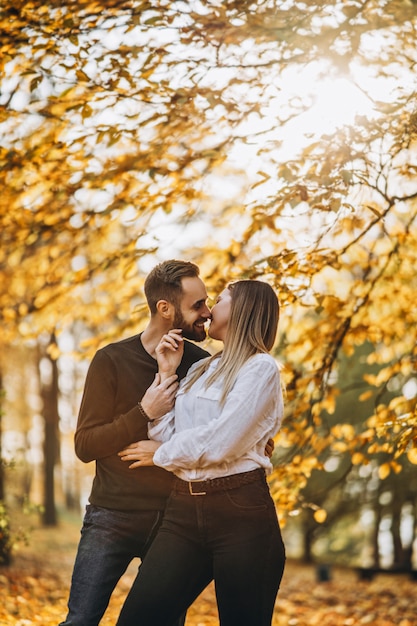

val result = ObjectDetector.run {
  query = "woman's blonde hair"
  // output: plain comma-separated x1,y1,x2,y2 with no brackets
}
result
183,280,279,405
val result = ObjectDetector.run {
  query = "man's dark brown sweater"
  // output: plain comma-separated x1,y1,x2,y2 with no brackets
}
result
75,333,209,511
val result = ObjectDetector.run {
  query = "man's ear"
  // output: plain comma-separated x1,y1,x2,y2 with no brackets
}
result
156,299,175,320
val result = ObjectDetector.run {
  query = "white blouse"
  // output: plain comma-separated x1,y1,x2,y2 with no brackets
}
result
149,352,284,482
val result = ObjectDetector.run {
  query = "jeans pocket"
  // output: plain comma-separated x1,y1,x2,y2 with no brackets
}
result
224,481,270,511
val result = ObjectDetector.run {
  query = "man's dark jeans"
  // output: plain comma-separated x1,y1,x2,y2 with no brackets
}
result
59,504,185,626
117,474,286,626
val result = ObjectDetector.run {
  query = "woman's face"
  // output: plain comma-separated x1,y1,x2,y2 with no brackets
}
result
208,288,232,342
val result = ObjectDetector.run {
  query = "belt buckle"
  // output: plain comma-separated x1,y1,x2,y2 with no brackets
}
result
188,481,207,496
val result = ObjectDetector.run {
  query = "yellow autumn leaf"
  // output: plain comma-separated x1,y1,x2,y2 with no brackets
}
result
47,342,61,360
321,394,337,414
332,424,355,439
359,428,375,441
378,463,391,480
359,390,373,402
314,509,327,523
391,461,402,475
332,441,348,452
407,448,417,465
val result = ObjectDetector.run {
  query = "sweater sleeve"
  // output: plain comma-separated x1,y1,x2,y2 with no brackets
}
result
74,350,149,463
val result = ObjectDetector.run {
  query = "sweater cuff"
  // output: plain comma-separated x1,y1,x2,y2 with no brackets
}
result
137,402,153,422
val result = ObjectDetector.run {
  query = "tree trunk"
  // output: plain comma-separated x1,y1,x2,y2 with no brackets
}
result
406,497,417,572
391,497,404,569
302,522,315,563
372,499,382,569
37,333,60,527
0,368,11,565
0,368,4,502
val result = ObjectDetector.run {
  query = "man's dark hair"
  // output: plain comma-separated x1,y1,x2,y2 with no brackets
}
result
144,260,200,314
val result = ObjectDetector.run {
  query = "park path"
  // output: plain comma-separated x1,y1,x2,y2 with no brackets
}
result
0,514,415,626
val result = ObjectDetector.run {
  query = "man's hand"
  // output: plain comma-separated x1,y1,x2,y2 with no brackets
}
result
155,329,184,380
265,438,275,459
118,440,161,468
141,373,178,420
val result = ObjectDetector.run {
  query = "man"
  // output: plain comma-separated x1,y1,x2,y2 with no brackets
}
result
59,260,212,626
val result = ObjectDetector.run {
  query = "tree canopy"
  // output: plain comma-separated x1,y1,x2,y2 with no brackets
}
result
1,0,417,515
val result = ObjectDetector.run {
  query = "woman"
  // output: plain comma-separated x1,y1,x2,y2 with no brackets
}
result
117,280,286,626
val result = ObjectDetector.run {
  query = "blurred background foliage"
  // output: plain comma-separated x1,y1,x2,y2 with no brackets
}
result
1,0,416,570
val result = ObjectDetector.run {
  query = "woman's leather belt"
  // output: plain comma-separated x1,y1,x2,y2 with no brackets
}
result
173,467,265,496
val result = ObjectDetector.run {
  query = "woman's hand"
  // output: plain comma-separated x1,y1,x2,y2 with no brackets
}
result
118,440,162,468
155,329,184,380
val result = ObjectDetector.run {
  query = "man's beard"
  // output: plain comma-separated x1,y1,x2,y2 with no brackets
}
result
173,308,206,342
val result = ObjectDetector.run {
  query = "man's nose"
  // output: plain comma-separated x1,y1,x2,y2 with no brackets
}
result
202,304,212,318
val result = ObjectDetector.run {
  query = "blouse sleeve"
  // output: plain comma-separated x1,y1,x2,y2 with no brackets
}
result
153,355,283,472
147,407,176,443
147,358,206,443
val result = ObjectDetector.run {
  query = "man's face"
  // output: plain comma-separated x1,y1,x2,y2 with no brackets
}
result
173,276,211,341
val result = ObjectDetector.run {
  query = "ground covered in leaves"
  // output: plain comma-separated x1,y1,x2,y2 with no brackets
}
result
0,513,416,626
